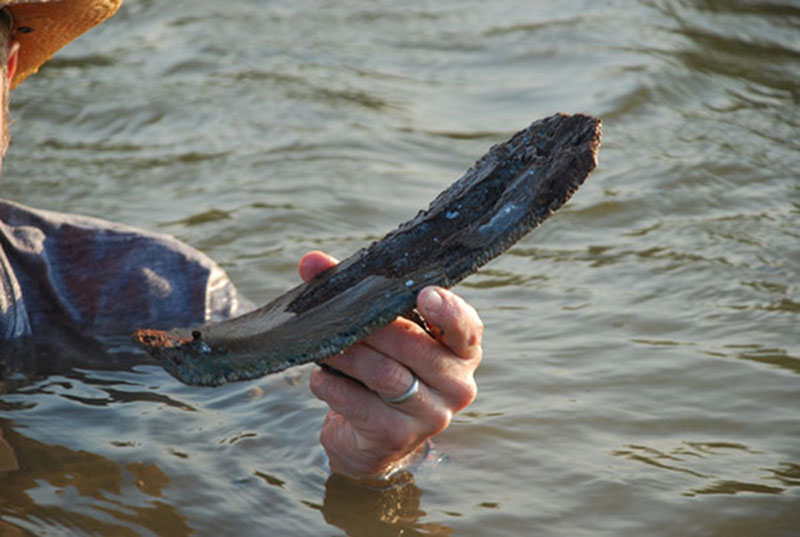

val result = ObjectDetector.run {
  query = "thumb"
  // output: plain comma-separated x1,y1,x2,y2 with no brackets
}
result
298,250,339,282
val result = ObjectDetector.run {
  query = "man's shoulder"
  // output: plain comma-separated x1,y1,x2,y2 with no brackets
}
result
0,198,245,338
0,197,231,276
1,197,192,250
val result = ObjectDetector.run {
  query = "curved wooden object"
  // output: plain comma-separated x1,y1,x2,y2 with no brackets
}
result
134,113,602,386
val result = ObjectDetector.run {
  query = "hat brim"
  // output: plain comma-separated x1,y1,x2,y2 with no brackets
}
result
4,0,122,90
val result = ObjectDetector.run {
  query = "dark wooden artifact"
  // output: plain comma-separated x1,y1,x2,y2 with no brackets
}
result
135,113,602,386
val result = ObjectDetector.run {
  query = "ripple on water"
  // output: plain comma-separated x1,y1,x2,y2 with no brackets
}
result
2,0,799,536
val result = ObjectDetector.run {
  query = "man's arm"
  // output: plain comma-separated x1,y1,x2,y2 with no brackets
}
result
300,250,482,480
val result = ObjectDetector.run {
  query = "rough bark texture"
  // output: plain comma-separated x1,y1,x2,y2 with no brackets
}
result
135,113,602,386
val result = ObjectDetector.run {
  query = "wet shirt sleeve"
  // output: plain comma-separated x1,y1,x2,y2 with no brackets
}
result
0,199,245,340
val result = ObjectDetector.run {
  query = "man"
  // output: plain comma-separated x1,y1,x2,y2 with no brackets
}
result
0,0,483,481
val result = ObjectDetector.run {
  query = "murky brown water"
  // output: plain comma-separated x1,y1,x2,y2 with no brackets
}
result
2,1,798,535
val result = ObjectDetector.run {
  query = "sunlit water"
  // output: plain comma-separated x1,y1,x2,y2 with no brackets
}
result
1,1,798,535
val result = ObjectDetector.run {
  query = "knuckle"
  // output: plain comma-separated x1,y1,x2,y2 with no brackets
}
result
474,314,485,336
424,406,452,436
451,377,478,411
468,313,484,349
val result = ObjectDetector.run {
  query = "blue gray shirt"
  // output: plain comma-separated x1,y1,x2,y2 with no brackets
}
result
0,198,244,342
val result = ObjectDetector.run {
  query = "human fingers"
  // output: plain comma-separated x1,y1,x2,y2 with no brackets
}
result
355,288,481,410
310,368,429,478
309,363,438,450
320,342,450,428
301,250,447,423
310,364,396,431
298,250,339,282
416,287,483,363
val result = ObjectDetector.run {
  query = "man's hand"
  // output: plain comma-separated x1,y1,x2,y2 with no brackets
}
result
300,250,483,480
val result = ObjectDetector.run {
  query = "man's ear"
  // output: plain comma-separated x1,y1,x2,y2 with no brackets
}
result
7,40,19,83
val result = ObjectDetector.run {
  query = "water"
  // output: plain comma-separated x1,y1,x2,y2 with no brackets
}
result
2,0,798,535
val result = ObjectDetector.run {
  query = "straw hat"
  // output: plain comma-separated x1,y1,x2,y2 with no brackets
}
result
2,0,122,90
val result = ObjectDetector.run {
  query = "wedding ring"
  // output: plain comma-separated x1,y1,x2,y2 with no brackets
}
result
382,374,420,405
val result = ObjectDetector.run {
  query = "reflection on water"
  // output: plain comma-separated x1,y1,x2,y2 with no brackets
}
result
322,473,453,537
0,421,191,536
2,0,799,535
1,420,449,537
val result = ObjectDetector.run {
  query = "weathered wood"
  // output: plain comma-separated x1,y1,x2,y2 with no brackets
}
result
134,113,602,386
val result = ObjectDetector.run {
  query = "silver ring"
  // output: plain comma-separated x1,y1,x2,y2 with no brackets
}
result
382,374,420,405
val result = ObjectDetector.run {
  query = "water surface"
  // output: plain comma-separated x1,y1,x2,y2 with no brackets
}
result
2,1,798,535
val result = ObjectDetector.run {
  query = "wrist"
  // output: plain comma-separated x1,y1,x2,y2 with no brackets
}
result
328,440,434,486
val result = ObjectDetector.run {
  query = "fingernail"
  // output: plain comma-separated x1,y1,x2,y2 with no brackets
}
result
419,287,443,315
